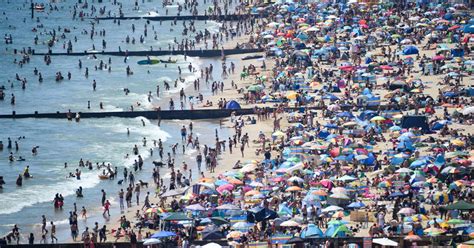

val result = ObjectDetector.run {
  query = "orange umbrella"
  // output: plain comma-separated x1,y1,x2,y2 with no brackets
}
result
227,177,243,185
286,186,303,192
312,189,328,196
245,190,261,196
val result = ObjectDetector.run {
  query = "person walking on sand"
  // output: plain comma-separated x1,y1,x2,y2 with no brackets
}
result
134,184,140,205
50,221,58,243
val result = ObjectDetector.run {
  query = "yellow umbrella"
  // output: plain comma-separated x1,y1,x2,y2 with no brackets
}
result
451,139,465,146
245,190,261,196
286,91,298,100
370,116,386,122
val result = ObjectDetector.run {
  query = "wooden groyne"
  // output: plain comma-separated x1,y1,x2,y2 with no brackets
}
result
0,104,408,120
32,48,264,57
94,13,259,21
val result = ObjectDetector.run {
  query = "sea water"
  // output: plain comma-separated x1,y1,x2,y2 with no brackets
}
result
0,0,236,241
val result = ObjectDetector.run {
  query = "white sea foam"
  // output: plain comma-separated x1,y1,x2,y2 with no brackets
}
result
0,172,99,215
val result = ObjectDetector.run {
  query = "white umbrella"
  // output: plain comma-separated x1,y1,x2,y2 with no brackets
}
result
249,181,264,187
462,106,474,115
396,168,413,173
336,175,357,181
287,176,304,183
330,193,350,199
280,220,300,227
240,163,257,173
185,204,206,211
322,205,343,212
200,242,223,248
216,204,240,210
373,238,398,247
143,238,162,245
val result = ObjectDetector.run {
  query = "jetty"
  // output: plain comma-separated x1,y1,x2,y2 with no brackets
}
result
94,13,260,21
32,48,264,57
0,104,410,120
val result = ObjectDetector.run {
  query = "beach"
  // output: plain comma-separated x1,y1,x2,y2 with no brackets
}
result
1,0,474,247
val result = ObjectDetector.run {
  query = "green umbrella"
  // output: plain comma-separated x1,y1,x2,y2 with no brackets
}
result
247,85,263,92
447,219,465,225
332,225,352,237
210,217,229,226
445,200,474,211
163,212,191,221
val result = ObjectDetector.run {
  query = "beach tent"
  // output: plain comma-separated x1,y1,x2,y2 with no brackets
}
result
247,206,278,222
402,46,419,55
400,115,429,132
202,225,225,240
225,100,241,110
301,224,324,238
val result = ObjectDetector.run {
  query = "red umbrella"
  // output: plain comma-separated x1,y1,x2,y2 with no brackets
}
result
448,25,461,31
380,65,393,70
329,147,340,157
320,179,333,188
339,65,353,70
432,55,445,61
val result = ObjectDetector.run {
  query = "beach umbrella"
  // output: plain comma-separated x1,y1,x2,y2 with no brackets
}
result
287,176,304,184
355,154,368,160
245,190,261,197
240,163,258,173
280,220,300,227
373,238,398,247
322,205,343,212
404,234,421,241
370,116,385,122
312,189,328,196
232,222,254,231
336,175,357,181
216,204,240,210
185,204,206,211
143,238,162,245
217,184,234,193
447,219,465,225
398,208,416,215
227,231,243,239
445,200,474,210
227,178,243,185
462,106,474,115
151,231,177,238
451,139,465,147
347,202,365,209
424,227,445,236
327,220,349,226
330,193,350,200
396,168,413,173
249,181,264,187
286,186,303,192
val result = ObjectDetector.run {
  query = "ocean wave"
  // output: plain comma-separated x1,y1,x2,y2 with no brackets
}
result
0,172,99,215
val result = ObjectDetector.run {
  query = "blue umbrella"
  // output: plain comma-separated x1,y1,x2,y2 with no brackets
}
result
151,231,177,238
336,111,354,118
410,160,427,168
347,202,366,209
325,123,339,129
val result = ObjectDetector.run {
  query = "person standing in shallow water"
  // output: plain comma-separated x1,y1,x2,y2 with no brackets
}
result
101,189,106,206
